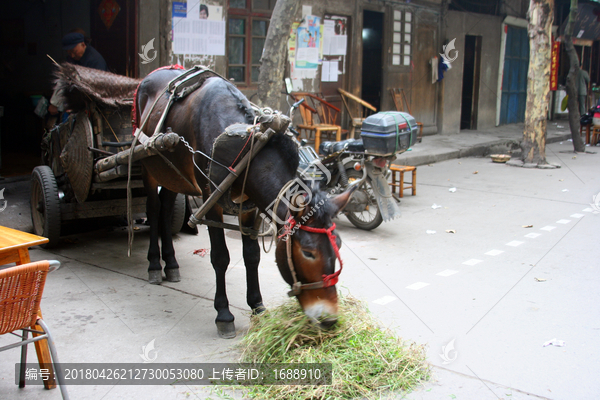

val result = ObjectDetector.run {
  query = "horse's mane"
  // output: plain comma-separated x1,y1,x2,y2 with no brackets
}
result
266,129,300,176
224,81,256,124
304,189,337,223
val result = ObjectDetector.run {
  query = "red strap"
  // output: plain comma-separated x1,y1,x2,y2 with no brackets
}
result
298,222,342,286
282,217,343,287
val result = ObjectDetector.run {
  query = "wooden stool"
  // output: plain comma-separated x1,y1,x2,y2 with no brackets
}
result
389,165,416,198
580,123,591,144
592,125,600,146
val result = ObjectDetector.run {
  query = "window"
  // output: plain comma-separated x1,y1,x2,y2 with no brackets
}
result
227,0,275,86
392,9,412,66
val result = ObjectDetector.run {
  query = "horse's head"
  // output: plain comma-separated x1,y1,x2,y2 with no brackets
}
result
275,187,354,329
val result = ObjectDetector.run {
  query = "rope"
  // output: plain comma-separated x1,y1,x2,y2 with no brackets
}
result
237,129,255,235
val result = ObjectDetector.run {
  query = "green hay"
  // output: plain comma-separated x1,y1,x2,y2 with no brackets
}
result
236,295,430,400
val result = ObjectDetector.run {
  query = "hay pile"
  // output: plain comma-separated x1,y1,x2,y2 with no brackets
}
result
236,295,430,400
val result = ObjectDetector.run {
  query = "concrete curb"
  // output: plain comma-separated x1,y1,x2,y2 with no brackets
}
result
394,133,572,167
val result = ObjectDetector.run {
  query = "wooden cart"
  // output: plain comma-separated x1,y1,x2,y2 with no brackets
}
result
31,102,186,248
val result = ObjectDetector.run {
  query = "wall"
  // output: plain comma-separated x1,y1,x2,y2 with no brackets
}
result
440,10,503,134
155,0,442,130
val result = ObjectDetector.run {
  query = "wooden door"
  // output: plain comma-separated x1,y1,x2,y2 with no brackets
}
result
90,0,138,77
500,26,529,124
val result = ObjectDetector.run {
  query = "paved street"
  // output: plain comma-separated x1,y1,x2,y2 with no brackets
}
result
1,136,599,399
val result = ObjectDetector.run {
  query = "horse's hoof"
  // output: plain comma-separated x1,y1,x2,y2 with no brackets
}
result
216,321,236,339
165,268,181,282
148,270,163,284
252,303,266,315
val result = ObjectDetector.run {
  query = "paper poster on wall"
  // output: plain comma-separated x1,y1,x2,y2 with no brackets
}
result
323,16,347,56
172,2,225,55
295,15,320,69
321,60,339,82
288,22,299,63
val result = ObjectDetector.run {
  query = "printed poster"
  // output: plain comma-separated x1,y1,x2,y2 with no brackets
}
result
172,1,225,55
323,16,347,56
296,15,321,69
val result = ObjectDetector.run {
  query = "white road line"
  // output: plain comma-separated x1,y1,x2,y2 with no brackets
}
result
525,233,541,239
485,249,504,256
556,219,571,224
582,208,593,212
540,226,556,231
406,282,430,290
570,214,584,218
437,269,459,277
506,241,524,247
462,259,483,266
373,296,397,305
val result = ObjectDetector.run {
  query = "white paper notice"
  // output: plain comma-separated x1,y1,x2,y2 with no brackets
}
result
321,61,339,82
172,18,225,55
302,5,312,18
296,46,319,64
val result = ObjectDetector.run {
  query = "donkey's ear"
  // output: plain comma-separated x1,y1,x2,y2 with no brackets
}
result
330,185,357,216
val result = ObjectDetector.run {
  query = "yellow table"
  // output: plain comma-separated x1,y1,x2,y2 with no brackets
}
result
0,226,57,389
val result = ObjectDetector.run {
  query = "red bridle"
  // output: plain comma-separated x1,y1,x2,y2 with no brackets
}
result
282,217,343,296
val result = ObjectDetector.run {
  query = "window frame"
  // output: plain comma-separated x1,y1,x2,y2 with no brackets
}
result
390,8,413,68
227,1,274,87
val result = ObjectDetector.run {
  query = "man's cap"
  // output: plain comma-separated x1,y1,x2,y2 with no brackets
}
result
62,33,85,50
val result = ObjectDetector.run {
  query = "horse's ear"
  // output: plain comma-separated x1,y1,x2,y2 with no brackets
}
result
330,185,357,216
290,193,308,218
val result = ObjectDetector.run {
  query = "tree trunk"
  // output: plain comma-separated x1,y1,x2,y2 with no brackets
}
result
257,0,300,109
564,0,586,152
522,0,553,165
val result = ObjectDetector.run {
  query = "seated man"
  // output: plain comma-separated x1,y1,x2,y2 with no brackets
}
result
48,32,108,119
62,32,108,72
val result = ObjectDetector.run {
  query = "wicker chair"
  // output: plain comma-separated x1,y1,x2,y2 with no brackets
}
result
337,88,377,139
0,260,69,399
290,92,344,152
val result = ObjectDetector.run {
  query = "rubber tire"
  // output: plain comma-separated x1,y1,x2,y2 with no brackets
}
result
30,166,61,248
170,193,186,235
344,169,383,231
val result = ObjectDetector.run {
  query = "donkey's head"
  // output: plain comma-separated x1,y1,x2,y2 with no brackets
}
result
275,187,354,329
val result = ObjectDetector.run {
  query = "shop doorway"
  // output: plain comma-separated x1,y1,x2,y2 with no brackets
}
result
90,0,138,77
460,35,482,130
361,10,383,110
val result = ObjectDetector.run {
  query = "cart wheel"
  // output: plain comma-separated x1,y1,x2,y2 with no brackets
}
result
31,166,61,248
171,193,186,235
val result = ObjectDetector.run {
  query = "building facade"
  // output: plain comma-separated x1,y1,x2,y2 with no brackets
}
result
0,0,595,166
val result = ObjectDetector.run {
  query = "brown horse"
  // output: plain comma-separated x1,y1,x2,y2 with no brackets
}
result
135,69,353,338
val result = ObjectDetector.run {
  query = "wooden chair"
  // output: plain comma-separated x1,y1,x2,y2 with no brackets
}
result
390,88,423,142
291,92,343,152
337,88,377,139
0,260,69,399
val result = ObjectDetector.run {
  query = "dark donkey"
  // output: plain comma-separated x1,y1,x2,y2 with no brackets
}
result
135,68,353,337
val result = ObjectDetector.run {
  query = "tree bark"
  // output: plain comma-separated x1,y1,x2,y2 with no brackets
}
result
564,0,586,152
522,0,553,165
257,0,300,109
